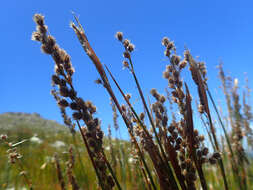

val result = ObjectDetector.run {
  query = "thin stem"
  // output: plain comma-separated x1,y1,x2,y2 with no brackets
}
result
71,20,157,190
104,64,158,190
128,57,179,190
102,151,123,190
76,121,106,190
17,160,33,190
207,87,243,190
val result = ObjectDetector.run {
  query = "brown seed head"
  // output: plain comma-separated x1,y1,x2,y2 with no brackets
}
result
115,31,123,41
163,71,170,79
126,93,132,100
58,99,69,108
162,37,170,47
139,112,145,121
179,60,187,69
212,152,221,160
70,102,79,110
123,60,129,68
202,147,209,156
171,55,181,65
51,75,61,85
33,14,44,26
123,51,130,59
59,86,69,97
128,43,135,52
123,39,130,48
72,112,82,120
160,95,166,103
31,31,41,41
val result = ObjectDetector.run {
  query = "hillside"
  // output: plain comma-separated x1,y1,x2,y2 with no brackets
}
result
0,112,69,139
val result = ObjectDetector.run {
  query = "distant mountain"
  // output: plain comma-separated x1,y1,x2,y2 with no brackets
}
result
0,112,69,138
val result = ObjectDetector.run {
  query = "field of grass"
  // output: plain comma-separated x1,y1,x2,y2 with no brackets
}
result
1,14,253,190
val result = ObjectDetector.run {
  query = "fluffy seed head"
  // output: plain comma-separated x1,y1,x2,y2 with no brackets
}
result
122,60,129,68
72,112,82,120
33,14,44,25
179,60,187,69
59,86,69,97
139,112,145,121
58,99,69,108
51,75,61,85
160,95,166,103
31,31,41,41
123,51,130,59
127,43,135,52
162,37,170,47
123,39,130,48
126,93,131,100
115,31,123,41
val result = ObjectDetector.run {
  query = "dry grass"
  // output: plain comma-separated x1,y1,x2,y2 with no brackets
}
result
1,13,253,190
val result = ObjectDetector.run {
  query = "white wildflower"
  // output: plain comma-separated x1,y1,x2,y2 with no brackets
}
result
30,136,42,144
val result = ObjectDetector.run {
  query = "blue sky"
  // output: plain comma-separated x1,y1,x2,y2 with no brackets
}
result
1,0,253,139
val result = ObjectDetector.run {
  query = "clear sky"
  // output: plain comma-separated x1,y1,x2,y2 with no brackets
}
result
1,0,253,139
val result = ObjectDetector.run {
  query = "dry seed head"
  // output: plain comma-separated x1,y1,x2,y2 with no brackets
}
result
127,43,135,52
86,101,97,114
139,112,145,121
51,75,61,85
160,95,166,103
31,31,41,41
202,147,209,156
123,51,130,59
115,31,123,41
199,135,205,142
59,86,69,97
212,152,221,160
179,60,187,69
72,112,82,120
122,60,129,68
96,130,104,139
54,64,64,75
33,14,44,26
163,70,170,79
171,55,181,65
164,49,171,57
184,50,191,62
167,65,173,72
123,39,130,48
58,99,69,108
36,24,47,34
150,88,158,96
41,44,52,54
68,89,77,99
126,93,132,100
47,35,56,47
168,125,175,133
162,37,170,47
67,67,75,76
172,70,179,78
